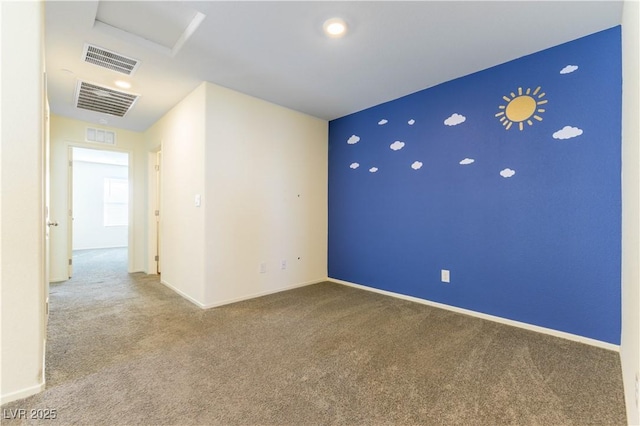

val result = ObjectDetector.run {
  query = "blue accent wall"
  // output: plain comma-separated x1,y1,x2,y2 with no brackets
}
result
328,27,622,344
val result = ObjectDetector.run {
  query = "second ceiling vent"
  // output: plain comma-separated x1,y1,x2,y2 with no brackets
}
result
75,81,139,117
82,43,140,75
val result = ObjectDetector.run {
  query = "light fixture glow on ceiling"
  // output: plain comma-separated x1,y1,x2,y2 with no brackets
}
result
323,18,347,38
115,80,131,89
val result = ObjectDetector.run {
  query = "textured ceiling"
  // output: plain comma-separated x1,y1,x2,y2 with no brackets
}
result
45,1,624,132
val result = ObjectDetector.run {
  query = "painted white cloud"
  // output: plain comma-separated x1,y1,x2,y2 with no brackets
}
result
369,167,378,173
390,141,405,151
500,168,516,178
444,113,466,126
553,126,583,140
560,65,579,74
347,135,360,145
378,119,388,125
459,158,475,165
408,119,415,125
411,161,423,170
350,162,360,169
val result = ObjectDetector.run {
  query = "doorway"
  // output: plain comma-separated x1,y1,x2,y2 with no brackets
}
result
69,147,130,275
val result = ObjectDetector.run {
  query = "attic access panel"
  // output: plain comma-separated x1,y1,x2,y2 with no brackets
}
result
93,2,205,56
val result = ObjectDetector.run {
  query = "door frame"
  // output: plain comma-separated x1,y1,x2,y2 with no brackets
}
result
146,148,162,274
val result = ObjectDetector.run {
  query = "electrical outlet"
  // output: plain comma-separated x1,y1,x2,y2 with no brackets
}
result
281,260,287,270
259,262,267,274
441,269,450,283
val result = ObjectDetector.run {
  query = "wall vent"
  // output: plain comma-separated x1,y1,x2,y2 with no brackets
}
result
75,81,140,117
86,127,116,145
82,43,140,75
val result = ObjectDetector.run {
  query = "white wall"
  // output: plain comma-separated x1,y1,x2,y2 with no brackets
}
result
144,82,328,307
203,82,327,307
0,0,46,404
72,161,128,250
49,115,146,281
621,1,640,424
145,83,207,303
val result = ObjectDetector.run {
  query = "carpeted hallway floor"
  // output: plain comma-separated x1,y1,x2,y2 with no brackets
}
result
1,248,627,425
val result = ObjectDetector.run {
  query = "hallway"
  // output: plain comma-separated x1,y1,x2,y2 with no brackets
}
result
46,248,187,389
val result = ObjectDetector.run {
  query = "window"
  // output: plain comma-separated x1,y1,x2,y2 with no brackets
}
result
104,178,128,226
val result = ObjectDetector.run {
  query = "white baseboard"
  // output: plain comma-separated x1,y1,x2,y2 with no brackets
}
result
328,277,620,352
160,278,326,310
1,382,45,405
73,245,127,251
159,279,207,308
49,274,69,283
200,278,327,309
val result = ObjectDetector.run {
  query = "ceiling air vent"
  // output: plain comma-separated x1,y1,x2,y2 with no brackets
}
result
82,43,140,75
75,81,140,117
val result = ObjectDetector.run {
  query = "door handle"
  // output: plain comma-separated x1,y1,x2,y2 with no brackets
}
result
47,221,59,227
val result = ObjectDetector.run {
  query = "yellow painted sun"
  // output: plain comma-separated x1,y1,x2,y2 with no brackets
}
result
495,86,547,131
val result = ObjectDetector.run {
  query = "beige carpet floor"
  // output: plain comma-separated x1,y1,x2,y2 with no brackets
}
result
1,248,627,425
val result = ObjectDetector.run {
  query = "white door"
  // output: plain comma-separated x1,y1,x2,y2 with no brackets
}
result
44,91,51,308
43,72,52,375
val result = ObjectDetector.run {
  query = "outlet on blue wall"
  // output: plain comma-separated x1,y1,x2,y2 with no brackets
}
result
328,27,622,344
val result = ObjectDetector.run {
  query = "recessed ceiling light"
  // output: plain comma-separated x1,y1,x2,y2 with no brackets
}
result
323,18,347,38
115,80,131,89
